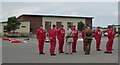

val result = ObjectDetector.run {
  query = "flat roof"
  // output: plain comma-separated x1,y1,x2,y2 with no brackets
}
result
18,14,94,19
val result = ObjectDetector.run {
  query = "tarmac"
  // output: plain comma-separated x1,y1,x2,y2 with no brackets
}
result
2,37,118,63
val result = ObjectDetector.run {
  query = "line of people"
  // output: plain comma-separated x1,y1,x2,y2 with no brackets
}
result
36,24,115,56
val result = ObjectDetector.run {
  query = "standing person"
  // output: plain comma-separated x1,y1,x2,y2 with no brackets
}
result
65,26,74,54
48,25,57,56
57,25,65,53
94,27,102,51
36,25,46,55
81,27,87,52
84,27,93,55
104,26,115,54
72,25,78,53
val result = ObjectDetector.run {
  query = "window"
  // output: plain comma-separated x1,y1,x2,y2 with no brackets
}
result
21,26,26,28
45,21,51,33
67,22,73,27
56,22,62,29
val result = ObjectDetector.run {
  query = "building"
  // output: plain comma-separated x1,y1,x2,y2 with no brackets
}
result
108,25,120,34
18,14,94,33
0,22,3,35
0,21,30,35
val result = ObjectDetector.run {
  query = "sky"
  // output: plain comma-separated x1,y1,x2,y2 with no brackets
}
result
0,1,119,27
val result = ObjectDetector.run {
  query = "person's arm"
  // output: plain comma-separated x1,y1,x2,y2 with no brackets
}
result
57,29,60,36
44,31,46,41
81,30,84,39
94,30,97,39
66,30,69,38
107,31,111,38
48,30,51,40
36,30,39,39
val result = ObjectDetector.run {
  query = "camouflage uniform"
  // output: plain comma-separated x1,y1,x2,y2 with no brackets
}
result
84,28,93,55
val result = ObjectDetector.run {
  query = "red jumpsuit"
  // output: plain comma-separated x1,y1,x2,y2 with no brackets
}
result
36,29,46,54
106,29,115,52
57,28,65,53
94,29,102,50
81,29,86,52
72,28,78,52
48,28,57,54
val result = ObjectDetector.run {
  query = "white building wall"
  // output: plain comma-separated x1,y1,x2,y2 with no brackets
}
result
1,21,30,34
0,23,3,35
16,21,30,34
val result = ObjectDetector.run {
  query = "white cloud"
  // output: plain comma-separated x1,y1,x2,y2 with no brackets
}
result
15,7,41,15
113,11,118,17
1,2,118,27
2,7,43,21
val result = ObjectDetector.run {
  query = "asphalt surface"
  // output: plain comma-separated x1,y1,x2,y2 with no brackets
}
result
2,37,118,63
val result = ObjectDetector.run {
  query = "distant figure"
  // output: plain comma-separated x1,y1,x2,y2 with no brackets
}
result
29,32,33,36
72,25,78,53
48,25,57,56
84,27,93,55
36,25,46,55
65,25,74,54
104,26,115,54
94,27,102,51
57,25,65,53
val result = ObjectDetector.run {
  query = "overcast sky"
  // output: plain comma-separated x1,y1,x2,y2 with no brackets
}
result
1,2,118,27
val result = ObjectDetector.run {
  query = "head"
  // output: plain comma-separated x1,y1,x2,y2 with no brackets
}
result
84,26,87,30
40,25,43,29
97,26,100,30
61,25,64,28
86,26,91,30
110,26,113,30
108,26,113,30
53,24,56,28
67,26,71,30
72,25,76,30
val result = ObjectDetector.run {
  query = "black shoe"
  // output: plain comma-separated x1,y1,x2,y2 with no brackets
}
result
97,49,102,51
66,53,69,54
104,51,109,53
112,49,114,50
51,54,56,56
85,53,89,55
59,52,64,53
72,51,77,53
40,53,45,55
104,52,112,54
70,53,72,54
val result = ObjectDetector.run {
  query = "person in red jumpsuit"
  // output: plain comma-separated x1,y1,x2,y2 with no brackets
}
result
104,26,115,54
57,25,65,53
94,27,102,51
72,25,78,53
36,25,46,55
81,27,87,52
48,25,57,56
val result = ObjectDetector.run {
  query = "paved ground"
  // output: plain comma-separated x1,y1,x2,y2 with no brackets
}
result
2,37,118,63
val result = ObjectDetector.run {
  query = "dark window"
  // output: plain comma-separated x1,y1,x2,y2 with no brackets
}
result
56,22,62,29
86,21,91,26
21,26,26,28
67,22,73,27
45,21,51,33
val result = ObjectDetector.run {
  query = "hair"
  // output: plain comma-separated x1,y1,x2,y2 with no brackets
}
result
53,25,56,27
97,26,100,28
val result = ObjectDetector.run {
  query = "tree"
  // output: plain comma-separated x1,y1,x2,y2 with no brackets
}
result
77,21,85,32
6,16,21,32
